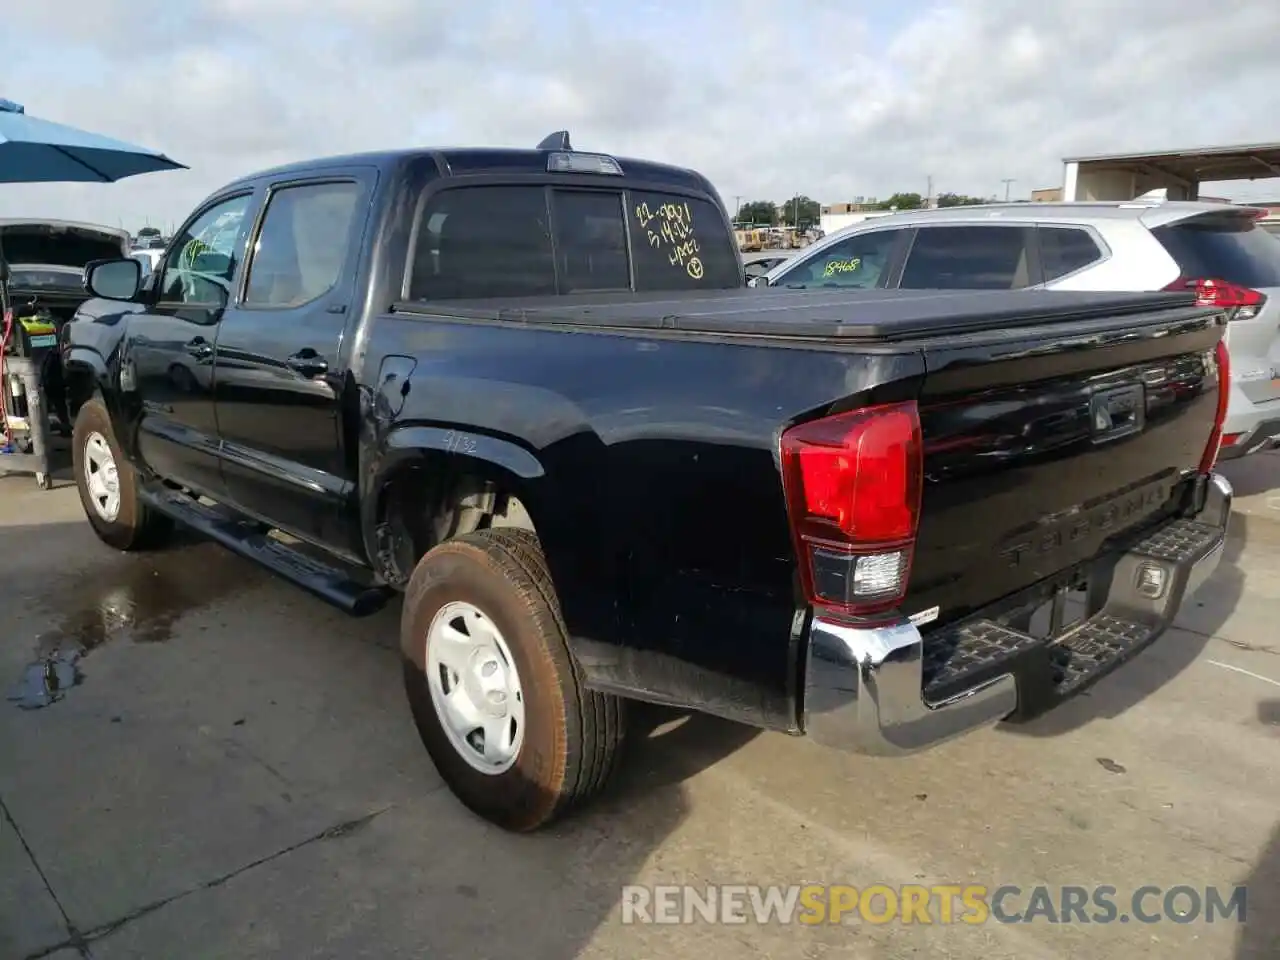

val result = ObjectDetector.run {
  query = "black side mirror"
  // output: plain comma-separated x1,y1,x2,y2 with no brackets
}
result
84,258,141,301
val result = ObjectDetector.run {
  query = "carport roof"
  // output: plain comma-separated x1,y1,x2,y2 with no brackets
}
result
1063,143,1280,182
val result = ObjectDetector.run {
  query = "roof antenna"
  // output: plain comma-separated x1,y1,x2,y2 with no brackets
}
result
536,131,572,151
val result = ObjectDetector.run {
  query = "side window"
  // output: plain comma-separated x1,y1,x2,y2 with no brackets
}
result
409,186,554,300
780,230,901,288
159,194,254,305
900,226,1033,290
552,191,629,292
1040,226,1102,282
244,181,362,308
627,192,741,291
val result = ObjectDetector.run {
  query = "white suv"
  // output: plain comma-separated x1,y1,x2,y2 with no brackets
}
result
761,201,1280,460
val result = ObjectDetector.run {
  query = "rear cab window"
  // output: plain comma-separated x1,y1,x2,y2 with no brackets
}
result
627,192,740,290
1151,214,1280,288
407,183,741,301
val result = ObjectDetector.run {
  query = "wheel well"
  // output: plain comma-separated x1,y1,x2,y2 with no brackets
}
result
375,454,537,585
63,362,99,420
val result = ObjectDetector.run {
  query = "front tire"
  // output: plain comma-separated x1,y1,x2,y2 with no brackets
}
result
71,398,173,550
401,528,625,831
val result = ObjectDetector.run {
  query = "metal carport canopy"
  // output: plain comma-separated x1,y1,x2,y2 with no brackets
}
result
1061,142,1280,201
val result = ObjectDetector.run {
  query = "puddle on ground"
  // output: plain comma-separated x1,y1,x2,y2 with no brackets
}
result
9,650,81,709
8,541,260,709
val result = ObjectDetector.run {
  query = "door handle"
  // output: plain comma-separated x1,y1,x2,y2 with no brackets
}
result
285,350,329,378
185,337,213,360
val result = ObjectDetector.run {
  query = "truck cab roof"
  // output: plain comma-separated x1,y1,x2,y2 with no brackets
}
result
223,145,719,202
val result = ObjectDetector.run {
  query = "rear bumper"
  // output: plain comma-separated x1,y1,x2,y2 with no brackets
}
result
802,472,1232,757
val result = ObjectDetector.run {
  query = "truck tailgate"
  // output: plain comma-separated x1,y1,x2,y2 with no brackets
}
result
904,301,1226,629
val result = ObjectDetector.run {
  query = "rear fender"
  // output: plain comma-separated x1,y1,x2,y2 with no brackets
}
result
361,426,547,586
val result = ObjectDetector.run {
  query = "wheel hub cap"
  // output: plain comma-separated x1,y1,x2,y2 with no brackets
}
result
83,431,121,522
425,601,525,775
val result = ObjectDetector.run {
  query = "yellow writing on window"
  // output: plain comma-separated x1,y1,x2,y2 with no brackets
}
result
633,200,707,280
823,258,862,278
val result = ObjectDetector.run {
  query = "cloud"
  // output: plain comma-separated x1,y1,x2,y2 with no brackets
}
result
1,0,1277,229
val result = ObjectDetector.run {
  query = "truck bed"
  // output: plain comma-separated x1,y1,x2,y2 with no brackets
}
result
378,285,1226,730
393,287,1206,343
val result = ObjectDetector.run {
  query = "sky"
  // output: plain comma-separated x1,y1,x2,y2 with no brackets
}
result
1,0,1278,232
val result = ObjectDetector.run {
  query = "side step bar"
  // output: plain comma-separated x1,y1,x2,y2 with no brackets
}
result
140,484,393,617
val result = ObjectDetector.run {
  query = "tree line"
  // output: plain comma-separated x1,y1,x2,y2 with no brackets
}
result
735,191,994,227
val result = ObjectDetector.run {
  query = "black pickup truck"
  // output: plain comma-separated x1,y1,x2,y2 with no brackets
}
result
61,134,1234,831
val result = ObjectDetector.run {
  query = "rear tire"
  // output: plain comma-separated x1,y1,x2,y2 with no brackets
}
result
400,528,625,831
71,397,173,550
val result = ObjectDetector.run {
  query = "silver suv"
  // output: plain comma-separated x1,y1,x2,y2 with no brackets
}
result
761,201,1280,459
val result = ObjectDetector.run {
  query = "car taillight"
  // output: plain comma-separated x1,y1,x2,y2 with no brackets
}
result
779,401,922,617
1200,339,1231,473
1165,277,1267,320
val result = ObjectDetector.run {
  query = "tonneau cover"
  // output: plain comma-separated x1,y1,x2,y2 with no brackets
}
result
394,287,1209,342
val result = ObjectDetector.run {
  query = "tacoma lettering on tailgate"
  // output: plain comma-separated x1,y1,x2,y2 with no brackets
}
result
998,482,1170,569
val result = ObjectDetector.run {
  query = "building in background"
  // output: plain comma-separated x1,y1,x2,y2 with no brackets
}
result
819,200,897,235
1060,143,1280,202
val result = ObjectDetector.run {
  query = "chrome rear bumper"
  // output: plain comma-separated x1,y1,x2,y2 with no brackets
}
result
802,472,1232,757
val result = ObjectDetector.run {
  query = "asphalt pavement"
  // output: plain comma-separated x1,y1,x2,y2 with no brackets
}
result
1,453,1278,959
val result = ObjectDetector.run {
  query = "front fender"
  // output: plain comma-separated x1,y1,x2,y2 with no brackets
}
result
62,345,110,401
61,300,140,452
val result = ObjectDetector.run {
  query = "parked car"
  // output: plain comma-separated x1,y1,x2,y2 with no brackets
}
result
128,247,163,277
758,201,1280,459
1,219,131,317
0,219,131,430
742,253,791,278
62,140,1233,831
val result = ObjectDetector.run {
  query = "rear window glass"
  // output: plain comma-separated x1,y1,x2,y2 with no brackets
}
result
409,185,555,300
408,185,740,300
627,192,741,291
899,226,1034,290
1152,216,1280,288
552,191,630,292
1039,226,1103,281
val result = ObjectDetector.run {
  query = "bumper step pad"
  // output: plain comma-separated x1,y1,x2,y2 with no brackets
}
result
922,518,1223,718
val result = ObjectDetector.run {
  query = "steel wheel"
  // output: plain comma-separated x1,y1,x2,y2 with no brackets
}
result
425,600,526,775
83,431,121,522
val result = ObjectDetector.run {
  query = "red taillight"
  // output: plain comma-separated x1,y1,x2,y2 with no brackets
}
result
1165,276,1267,319
779,401,922,617
1200,339,1231,473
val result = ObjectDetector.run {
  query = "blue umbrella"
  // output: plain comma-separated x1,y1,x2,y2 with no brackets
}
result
0,98,186,183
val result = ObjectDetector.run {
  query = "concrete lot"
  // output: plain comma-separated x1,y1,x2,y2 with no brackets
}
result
2,453,1279,959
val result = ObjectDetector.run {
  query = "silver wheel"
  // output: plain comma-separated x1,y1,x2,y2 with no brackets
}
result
83,431,121,522
425,600,526,775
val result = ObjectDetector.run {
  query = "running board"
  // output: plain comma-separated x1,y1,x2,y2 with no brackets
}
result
139,485,393,616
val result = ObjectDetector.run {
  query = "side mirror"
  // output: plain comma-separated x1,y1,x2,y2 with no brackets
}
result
84,258,141,301
746,275,770,288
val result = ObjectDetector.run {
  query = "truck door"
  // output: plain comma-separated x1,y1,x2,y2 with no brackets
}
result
211,173,373,556
126,191,258,497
